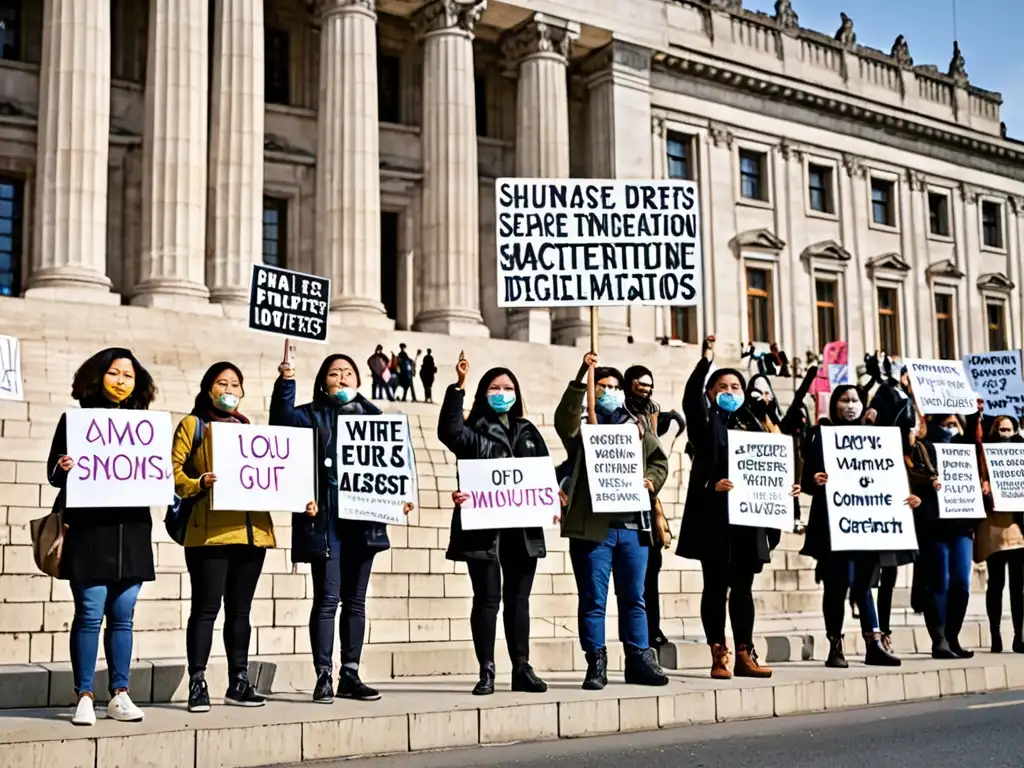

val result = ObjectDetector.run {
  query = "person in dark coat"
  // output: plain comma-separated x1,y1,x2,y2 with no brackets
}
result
366,345,393,401
271,352,412,704
442,353,550,696
47,347,157,726
419,348,437,404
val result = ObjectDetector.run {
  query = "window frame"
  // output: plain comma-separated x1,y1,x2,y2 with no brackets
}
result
806,161,837,218
737,147,771,206
0,175,24,298
666,131,693,181
986,299,1009,351
745,265,775,343
264,26,291,106
377,50,402,124
261,196,289,270
876,284,903,356
926,188,953,240
980,198,1007,252
868,174,899,231
933,291,956,360
0,0,22,63
814,277,840,347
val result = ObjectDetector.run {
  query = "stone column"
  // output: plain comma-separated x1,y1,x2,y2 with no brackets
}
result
207,0,265,305
133,0,211,307
501,14,578,344
414,0,489,337
316,0,390,327
27,0,117,302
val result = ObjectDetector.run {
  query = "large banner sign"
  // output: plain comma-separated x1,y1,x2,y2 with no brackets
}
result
456,457,560,530
210,423,314,512
336,414,417,524
248,263,330,343
903,358,976,415
727,431,795,531
963,351,1024,419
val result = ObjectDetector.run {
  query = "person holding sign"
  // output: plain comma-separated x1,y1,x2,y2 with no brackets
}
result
555,353,671,691
271,350,412,704
46,348,157,727
171,363,277,712
440,354,551,696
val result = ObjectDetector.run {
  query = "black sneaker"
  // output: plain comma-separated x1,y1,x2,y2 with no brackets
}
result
225,676,266,707
337,668,381,701
582,648,608,691
187,676,211,713
624,648,670,687
511,662,547,693
313,671,334,704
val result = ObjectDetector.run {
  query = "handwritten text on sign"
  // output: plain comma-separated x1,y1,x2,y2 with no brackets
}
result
248,263,330,343
337,415,416,524
933,444,985,519
580,423,647,513
456,457,559,530
727,431,794,531
903,358,977,415
963,351,1024,419
65,410,174,508
0,334,22,402
209,423,314,512
495,179,702,308
821,426,916,551
983,443,1024,513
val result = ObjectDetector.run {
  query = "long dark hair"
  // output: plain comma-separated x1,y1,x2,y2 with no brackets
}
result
466,366,525,425
313,354,362,405
191,362,247,421
70,347,156,409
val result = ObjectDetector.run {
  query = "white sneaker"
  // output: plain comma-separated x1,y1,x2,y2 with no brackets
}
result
106,691,145,722
71,695,96,726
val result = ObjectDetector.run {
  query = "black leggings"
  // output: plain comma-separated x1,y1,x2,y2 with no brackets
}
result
644,547,663,642
700,560,755,647
987,550,1024,638
822,557,878,638
876,565,899,635
465,532,537,666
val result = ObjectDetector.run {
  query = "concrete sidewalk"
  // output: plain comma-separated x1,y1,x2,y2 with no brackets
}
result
3,654,1023,768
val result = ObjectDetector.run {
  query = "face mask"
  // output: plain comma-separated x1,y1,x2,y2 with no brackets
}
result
938,426,958,440
715,392,744,413
597,388,625,414
840,401,863,422
625,390,652,412
332,387,356,404
215,393,239,412
487,391,516,414
998,431,1015,441
103,381,133,403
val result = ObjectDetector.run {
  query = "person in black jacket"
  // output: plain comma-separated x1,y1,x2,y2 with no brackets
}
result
443,354,550,696
47,347,157,727
271,352,412,704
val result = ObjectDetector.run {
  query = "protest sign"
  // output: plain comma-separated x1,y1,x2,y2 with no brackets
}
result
0,334,22,401
495,179,702,308
983,444,1024,513
903,358,976,415
727,431,794,531
933,444,985,519
65,409,173,508
209,423,314,512
580,423,648,513
336,414,416,524
811,341,848,396
456,457,559,530
963,351,1024,419
821,426,916,550
248,263,330,342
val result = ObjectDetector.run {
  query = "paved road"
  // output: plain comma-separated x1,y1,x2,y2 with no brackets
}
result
306,691,1024,768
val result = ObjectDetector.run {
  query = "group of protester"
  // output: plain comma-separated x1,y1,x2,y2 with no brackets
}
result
42,337,1024,727
366,344,437,403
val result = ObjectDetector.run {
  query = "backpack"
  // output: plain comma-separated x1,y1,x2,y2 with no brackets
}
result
164,418,207,545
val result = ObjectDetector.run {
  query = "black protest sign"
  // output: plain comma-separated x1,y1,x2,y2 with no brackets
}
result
248,263,330,342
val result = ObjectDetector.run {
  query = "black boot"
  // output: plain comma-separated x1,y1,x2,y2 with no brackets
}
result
312,670,334,704
187,673,211,713
864,634,901,667
511,662,547,693
225,674,266,707
991,628,1004,653
582,648,608,691
930,628,958,660
825,635,848,669
337,667,381,701
472,662,496,696
624,648,669,687
947,639,975,659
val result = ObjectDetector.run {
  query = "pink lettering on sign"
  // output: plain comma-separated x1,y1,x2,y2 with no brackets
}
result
237,433,290,492
465,467,557,509
75,416,169,482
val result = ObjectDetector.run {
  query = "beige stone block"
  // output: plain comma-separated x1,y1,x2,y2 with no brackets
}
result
430,549,456,574
410,619,449,642
257,626,294,655
370,574,410,598
272,573,307,599
96,730,194,768
481,702,559,744
866,672,905,704
407,526,439,549
0,601,43,632
15,462,47,484
938,667,968,696
409,573,445,597
559,698,620,737
0,483,38,506
716,685,774,721
823,677,869,709
369,619,410,643
965,664,1007,692
657,689,717,726
619,694,660,731
392,548,431,573
274,599,310,627
0,741,95,768
902,670,941,701
774,680,826,716
2,545,36,574
0,574,53,602
303,714,409,760
409,708,479,751
197,723,302,768
0,463,15,483
42,601,73,632
0,631,29,663
409,597,471,620
367,597,409,620
135,600,183,631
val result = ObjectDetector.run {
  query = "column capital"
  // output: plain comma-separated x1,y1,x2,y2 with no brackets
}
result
415,0,487,38
500,13,579,68
314,0,375,19
579,40,652,79
651,115,666,138
906,169,926,192
841,153,866,178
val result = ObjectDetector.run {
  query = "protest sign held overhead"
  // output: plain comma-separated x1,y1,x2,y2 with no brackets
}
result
209,423,314,512
821,426,916,551
903,358,976,415
580,423,648,513
727,431,795,532
336,414,416,524
65,410,174,508
983,443,1024,513
456,457,560,530
933,444,985,519
963,350,1024,419
495,179,702,308
248,263,330,343
0,334,22,401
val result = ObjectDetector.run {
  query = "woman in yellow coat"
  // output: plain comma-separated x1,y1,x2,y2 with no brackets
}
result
171,362,276,713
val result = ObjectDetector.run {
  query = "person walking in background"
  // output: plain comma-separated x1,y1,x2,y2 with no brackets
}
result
420,348,437,404
47,348,157,726
367,345,393,401
171,362,277,712
396,343,418,402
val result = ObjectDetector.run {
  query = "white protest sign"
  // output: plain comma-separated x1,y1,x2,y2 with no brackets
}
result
65,409,174,508
727,431,795,531
934,444,985,519
580,423,648,513
456,457,559,530
495,178,702,308
903,358,977,415
336,414,417,524
821,426,917,551
0,334,23,401
983,444,1024,513
963,351,1024,419
209,422,314,512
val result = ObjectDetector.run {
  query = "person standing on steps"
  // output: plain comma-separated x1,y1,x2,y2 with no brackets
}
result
420,348,437,404
396,343,418,402
441,352,550,696
171,363,278,712
555,352,670,690
367,345,393,401
47,348,157,727
270,349,413,704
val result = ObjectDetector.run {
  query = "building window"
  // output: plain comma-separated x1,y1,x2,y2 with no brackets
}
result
746,267,773,343
987,300,1008,351
670,306,697,344
808,164,834,214
265,27,290,105
262,197,288,269
667,133,691,180
877,286,902,356
982,201,1004,249
0,0,21,61
378,53,401,124
815,279,839,345
739,150,767,201
928,192,950,237
871,178,896,227
934,293,956,360
475,75,487,138
0,178,22,297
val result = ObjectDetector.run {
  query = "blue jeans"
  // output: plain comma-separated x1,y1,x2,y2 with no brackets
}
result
569,527,649,653
928,535,973,631
70,581,142,696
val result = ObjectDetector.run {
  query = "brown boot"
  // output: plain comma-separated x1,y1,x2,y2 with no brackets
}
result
710,643,732,680
734,644,773,678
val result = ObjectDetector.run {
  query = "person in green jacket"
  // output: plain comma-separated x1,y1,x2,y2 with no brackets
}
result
555,352,670,690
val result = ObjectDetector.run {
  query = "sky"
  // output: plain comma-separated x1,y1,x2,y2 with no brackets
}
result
743,0,1024,138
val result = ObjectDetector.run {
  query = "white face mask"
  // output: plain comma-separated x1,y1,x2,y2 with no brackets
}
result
840,401,863,421
752,383,772,402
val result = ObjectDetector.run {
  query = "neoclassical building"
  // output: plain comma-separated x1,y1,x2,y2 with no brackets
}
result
1,0,1023,363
